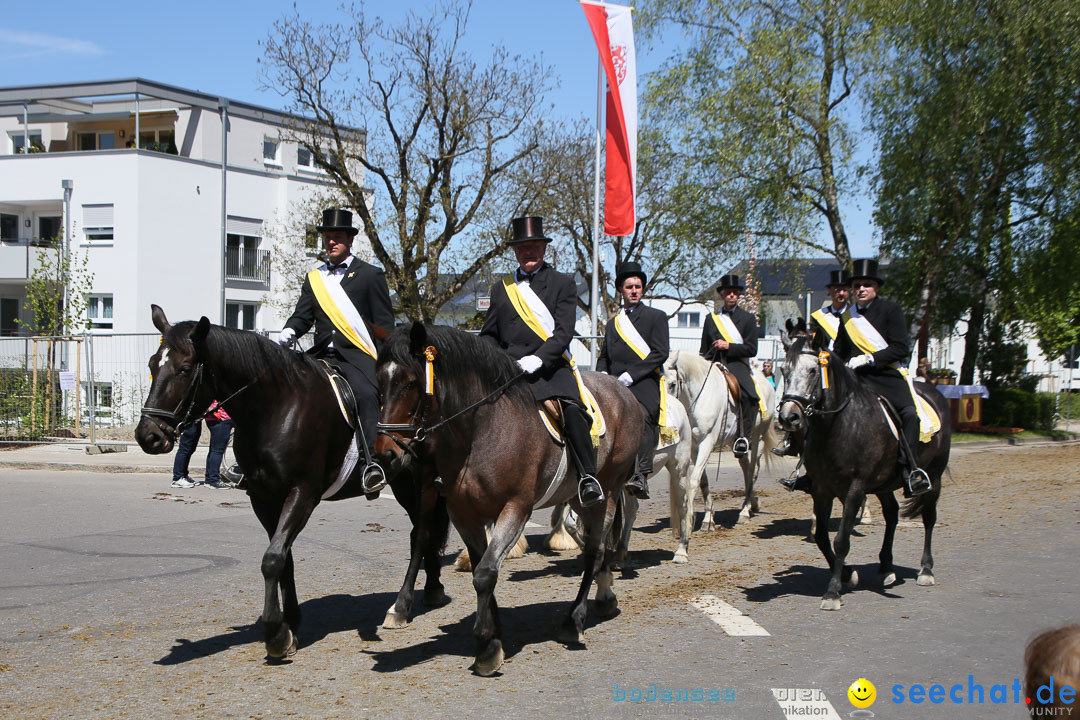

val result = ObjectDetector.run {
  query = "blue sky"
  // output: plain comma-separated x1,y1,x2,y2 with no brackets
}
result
0,0,875,257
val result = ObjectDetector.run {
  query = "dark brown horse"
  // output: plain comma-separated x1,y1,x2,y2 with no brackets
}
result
134,305,448,658
374,322,642,675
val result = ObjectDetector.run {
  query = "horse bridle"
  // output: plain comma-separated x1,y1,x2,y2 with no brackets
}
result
376,361,526,456
779,347,852,418
140,360,258,442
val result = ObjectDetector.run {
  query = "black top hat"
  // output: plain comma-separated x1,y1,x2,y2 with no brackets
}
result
508,216,552,244
317,208,359,236
849,259,885,286
716,274,745,293
826,269,852,287
614,261,648,289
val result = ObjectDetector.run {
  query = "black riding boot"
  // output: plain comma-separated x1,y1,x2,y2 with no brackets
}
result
899,407,931,497
733,397,757,458
626,420,658,500
563,401,603,507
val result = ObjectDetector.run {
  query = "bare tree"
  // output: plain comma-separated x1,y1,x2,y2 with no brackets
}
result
260,2,554,321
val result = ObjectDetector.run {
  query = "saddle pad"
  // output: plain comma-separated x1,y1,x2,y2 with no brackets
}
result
532,448,570,510
878,398,900,441
322,435,359,501
538,385,607,445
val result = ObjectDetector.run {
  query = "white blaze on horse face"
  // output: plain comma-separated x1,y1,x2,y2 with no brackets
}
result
159,347,170,369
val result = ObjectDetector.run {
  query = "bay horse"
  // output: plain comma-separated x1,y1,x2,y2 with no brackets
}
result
663,350,780,528
134,305,449,658
778,330,951,610
374,322,642,676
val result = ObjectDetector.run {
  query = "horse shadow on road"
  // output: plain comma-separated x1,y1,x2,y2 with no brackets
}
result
739,563,918,603
364,598,615,674
155,591,409,665
750,515,868,541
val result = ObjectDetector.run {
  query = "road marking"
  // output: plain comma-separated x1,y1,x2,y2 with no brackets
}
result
770,688,843,719
688,595,770,636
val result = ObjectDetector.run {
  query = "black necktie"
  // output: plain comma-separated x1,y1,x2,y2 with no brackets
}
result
328,263,346,274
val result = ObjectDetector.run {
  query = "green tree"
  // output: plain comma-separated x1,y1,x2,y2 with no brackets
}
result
867,0,1080,382
639,0,878,265
21,245,94,336
260,2,554,321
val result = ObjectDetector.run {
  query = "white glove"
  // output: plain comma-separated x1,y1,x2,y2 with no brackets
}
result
618,371,634,387
847,353,872,370
517,355,543,374
278,327,296,346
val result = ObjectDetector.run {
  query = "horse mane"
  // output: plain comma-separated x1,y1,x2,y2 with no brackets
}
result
169,321,321,385
673,350,711,384
381,324,534,412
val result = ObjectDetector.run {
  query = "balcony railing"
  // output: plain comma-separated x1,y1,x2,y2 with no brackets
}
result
226,247,270,283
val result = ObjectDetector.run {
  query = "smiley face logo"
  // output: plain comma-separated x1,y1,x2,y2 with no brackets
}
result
847,678,876,708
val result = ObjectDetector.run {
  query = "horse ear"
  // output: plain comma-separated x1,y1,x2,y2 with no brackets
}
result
151,304,170,335
797,317,808,334
810,328,827,351
192,317,211,348
408,321,427,356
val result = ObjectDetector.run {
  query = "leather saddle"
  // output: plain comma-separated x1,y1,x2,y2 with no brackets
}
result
319,360,359,429
716,362,741,405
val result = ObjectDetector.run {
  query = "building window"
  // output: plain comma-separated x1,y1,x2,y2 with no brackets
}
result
11,131,43,154
0,213,17,241
297,146,311,168
87,294,113,330
137,129,176,154
77,131,116,151
226,302,258,330
38,216,62,246
677,312,701,328
263,138,280,165
82,204,114,245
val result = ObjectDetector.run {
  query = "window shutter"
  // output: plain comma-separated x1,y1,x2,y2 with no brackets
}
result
83,204,114,227
226,216,262,237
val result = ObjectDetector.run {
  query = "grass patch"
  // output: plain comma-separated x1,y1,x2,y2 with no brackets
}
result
953,429,1077,443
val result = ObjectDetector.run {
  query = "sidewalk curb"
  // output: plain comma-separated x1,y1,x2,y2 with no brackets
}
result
0,461,172,474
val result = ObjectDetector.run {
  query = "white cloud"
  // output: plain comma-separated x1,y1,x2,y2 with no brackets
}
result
0,29,106,60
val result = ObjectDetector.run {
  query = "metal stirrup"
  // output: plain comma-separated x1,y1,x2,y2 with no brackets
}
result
353,412,386,493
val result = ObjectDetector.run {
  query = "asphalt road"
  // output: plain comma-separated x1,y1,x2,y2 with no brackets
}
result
0,442,1076,719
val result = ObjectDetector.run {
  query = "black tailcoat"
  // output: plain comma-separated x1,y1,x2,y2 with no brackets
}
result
833,297,914,411
596,304,669,421
284,257,395,392
699,306,759,402
479,264,580,403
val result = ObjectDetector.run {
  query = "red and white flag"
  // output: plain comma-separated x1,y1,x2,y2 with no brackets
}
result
582,1,637,236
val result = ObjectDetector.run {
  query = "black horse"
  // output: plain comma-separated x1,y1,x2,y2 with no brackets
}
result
134,305,448,658
375,322,642,675
778,326,951,610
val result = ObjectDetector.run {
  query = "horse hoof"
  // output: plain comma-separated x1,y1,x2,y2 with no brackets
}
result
820,597,842,611
881,572,897,587
737,509,751,524
750,496,760,513
917,573,936,586
266,627,295,659
595,596,618,618
473,639,504,677
672,550,689,565
843,570,859,589
382,610,409,629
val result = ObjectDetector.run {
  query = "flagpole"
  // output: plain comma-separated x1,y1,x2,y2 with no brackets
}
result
590,54,604,357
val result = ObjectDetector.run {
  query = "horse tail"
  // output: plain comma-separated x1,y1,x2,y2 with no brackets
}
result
901,487,940,519
545,504,583,551
761,416,781,470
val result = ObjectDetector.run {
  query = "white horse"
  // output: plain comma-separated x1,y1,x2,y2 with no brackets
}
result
546,392,695,563
664,350,780,529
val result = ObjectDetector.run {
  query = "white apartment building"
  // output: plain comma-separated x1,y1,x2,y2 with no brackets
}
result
0,78,360,336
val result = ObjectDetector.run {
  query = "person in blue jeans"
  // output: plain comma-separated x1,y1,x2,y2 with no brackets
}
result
171,403,234,489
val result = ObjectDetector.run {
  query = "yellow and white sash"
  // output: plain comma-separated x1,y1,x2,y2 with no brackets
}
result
614,309,677,445
308,269,377,359
841,305,941,442
810,306,841,341
709,312,770,417
502,276,604,445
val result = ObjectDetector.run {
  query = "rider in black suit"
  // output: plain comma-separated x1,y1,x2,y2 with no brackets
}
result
479,216,604,507
597,261,670,500
832,259,932,496
280,208,395,493
699,273,759,458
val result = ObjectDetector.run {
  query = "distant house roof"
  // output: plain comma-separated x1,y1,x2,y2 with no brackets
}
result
719,257,888,298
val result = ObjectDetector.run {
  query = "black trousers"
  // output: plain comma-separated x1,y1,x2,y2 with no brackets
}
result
637,402,659,476
862,373,920,457
561,400,596,477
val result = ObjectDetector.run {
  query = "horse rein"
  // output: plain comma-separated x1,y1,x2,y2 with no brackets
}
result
377,368,527,452
141,361,258,441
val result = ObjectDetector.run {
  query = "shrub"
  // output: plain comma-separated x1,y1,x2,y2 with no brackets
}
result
983,388,1055,430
